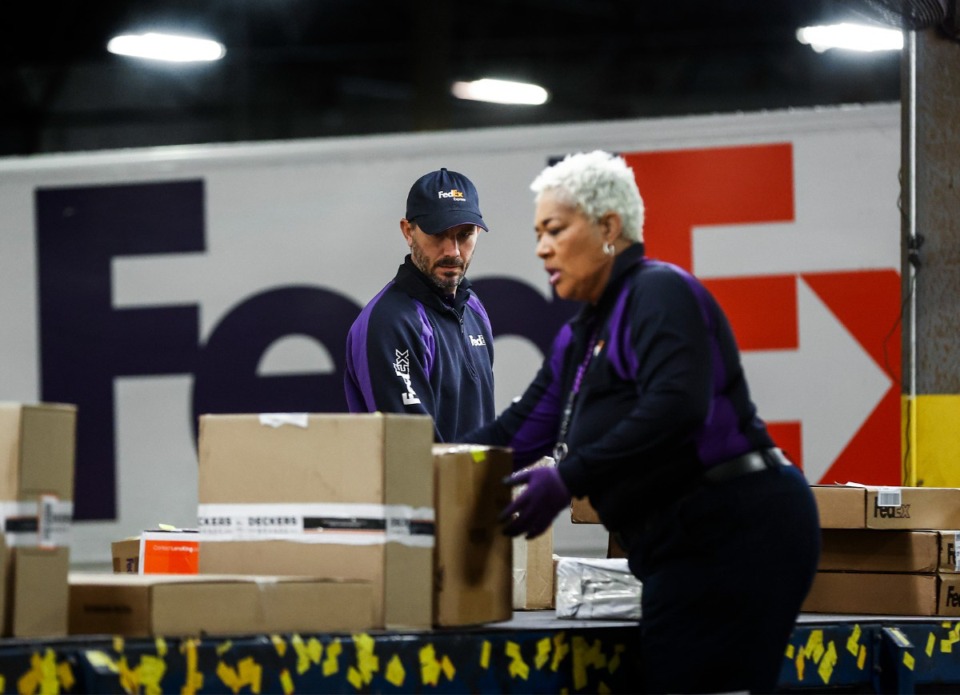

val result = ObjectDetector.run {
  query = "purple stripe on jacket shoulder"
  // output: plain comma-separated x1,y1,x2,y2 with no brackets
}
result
346,281,395,411
414,301,436,377
647,260,752,464
606,287,638,380
466,293,492,334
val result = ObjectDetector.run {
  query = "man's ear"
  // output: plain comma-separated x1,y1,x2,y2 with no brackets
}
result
400,219,416,248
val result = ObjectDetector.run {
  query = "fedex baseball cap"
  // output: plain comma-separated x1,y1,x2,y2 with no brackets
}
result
405,168,489,235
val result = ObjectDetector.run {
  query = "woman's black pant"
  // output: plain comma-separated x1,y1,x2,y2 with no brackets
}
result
620,463,821,694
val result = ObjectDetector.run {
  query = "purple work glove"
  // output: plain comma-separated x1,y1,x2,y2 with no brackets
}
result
500,466,571,539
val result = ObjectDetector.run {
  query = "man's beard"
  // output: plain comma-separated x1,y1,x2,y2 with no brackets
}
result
411,242,468,293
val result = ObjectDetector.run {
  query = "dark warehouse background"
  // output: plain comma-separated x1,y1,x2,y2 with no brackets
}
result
0,0,904,157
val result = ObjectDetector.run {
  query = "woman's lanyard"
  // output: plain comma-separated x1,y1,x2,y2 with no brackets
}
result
553,331,603,463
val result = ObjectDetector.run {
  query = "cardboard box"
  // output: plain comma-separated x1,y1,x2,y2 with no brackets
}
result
68,572,374,637
571,496,601,524
198,416,513,628
812,486,865,529
0,402,76,637
819,529,960,573
802,571,960,616
812,485,960,530
433,444,513,626
113,531,200,574
513,528,554,610
511,459,555,611
197,412,435,629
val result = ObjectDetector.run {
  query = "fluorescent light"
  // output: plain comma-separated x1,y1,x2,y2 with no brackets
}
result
107,32,226,62
451,78,549,105
796,23,903,53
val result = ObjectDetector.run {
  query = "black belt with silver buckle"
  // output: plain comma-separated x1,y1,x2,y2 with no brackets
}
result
703,448,790,484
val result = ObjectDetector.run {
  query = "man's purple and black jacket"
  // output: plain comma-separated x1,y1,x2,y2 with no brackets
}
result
344,255,496,442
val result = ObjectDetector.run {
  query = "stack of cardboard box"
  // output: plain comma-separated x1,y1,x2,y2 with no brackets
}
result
195,412,512,630
804,485,960,616
74,412,515,636
0,403,76,637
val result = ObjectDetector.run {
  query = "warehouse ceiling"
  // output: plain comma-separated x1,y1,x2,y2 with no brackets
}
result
0,0,903,157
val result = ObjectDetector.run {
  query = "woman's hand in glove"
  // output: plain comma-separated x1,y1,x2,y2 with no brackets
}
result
499,465,571,539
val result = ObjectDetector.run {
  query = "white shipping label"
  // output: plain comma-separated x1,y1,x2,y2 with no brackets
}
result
197,502,435,547
258,413,309,428
876,487,902,508
1,498,73,548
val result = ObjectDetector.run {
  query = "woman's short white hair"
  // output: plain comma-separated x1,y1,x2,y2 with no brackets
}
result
530,150,645,242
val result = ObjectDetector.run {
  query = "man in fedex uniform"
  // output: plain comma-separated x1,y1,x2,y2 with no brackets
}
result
344,168,495,442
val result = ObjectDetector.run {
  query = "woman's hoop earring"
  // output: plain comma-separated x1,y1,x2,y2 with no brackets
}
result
603,242,616,256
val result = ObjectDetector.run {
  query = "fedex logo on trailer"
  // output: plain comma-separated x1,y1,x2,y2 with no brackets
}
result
34,141,900,522
623,144,899,487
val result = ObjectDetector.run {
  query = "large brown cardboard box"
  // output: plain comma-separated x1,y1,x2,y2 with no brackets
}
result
802,571,960,616
819,529,960,573
197,413,435,629
433,444,512,625
812,485,960,530
68,572,374,637
0,402,76,637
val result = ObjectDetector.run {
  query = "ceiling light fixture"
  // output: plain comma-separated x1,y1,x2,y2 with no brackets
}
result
107,32,226,62
796,23,904,53
451,78,549,106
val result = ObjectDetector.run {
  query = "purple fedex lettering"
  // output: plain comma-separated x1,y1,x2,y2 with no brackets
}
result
37,181,204,520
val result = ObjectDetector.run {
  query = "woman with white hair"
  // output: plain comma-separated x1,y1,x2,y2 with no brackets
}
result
467,150,820,694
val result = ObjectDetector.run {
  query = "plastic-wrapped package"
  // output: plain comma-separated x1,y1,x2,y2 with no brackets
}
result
555,557,642,620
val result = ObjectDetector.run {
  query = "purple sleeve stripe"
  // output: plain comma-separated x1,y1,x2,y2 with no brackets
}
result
549,323,574,378
650,262,752,463
347,281,395,411
509,378,564,459
606,287,638,380
414,301,435,377
508,324,573,459
466,294,493,335
649,260,725,388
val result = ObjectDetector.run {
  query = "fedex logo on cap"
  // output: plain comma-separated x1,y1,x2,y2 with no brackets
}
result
438,189,465,200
